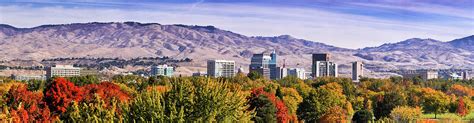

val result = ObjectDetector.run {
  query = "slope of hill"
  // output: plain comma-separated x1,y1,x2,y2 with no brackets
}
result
449,35,474,52
0,22,472,76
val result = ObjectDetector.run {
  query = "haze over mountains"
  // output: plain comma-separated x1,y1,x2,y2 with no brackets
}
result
0,22,472,76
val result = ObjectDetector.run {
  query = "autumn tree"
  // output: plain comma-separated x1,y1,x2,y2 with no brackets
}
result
5,84,52,122
297,83,350,122
390,106,422,122
420,88,450,119
352,109,373,123
44,78,84,115
456,97,467,117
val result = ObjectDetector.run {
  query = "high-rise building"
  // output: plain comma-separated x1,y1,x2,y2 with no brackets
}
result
249,53,272,79
312,53,337,78
312,53,330,62
462,71,469,80
207,60,235,78
46,65,81,78
150,64,174,77
269,50,278,80
352,61,364,82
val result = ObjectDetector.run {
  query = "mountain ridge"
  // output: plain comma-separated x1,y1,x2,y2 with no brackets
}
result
0,22,472,76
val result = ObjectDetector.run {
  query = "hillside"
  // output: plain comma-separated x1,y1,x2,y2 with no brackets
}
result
0,22,472,76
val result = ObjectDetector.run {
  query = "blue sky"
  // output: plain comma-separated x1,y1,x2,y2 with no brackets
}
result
0,0,473,48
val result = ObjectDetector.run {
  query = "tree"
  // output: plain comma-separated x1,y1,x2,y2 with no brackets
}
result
247,71,263,81
297,83,349,122
248,87,288,123
456,97,467,117
279,87,302,122
420,88,450,119
5,84,52,122
390,106,422,122
372,91,407,119
44,78,84,115
352,109,373,123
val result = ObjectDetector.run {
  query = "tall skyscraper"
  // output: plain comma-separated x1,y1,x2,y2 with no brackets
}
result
249,53,272,79
46,65,81,78
151,64,174,77
312,53,338,78
269,50,278,80
462,71,469,80
207,60,235,78
352,61,363,82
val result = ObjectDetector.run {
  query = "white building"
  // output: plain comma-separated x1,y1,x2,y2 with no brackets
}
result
400,70,438,81
352,61,363,82
207,60,235,78
46,65,81,78
312,61,338,77
150,64,174,77
287,68,306,80
11,74,46,81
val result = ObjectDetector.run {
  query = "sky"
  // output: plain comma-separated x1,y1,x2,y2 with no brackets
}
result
0,0,473,49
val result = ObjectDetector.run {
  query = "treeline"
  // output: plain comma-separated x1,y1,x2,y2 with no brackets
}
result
0,74,472,122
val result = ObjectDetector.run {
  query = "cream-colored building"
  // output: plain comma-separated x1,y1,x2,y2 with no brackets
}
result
46,65,81,78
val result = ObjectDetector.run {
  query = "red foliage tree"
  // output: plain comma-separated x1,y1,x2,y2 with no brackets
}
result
44,77,83,114
6,84,52,122
250,87,289,123
457,97,467,117
82,82,131,105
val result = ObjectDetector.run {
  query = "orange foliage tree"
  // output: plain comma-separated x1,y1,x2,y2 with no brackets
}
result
6,84,52,122
457,97,467,117
44,78,84,115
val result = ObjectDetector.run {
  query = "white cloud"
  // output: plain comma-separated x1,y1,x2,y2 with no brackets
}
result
0,3,472,49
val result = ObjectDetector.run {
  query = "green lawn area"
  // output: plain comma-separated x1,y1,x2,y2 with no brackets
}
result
421,112,474,121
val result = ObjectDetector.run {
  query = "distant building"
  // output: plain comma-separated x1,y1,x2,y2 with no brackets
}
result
207,60,235,78
286,68,306,80
269,50,279,80
192,71,207,77
312,54,337,78
312,53,330,62
150,64,174,77
352,61,364,82
462,71,469,80
400,70,438,81
80,68,99,76
249,53,272,79
276,67,288,79
11,74,46,81
46,65,81,78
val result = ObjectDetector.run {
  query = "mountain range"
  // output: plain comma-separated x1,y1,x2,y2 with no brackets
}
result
0,22,472,77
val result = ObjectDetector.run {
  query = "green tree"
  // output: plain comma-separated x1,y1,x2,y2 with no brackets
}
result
372,91,407,119
352,109,373,123
420,88,450,119
247,71,263,81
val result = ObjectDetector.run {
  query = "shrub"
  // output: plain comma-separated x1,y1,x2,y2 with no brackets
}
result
390,106,422,122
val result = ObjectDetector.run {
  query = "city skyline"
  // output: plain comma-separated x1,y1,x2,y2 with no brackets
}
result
1,0,473,48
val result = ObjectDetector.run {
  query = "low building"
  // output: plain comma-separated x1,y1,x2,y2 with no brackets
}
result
11,74,46,81
46,65,81,78
150,64,174,77
192,72,207,77
207,60,235,78
80,68,99,76
286,68,306,80
400,70,438,81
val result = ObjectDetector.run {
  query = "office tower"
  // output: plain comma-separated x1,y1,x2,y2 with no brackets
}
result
249,53,272,79
276,67,287,79
269,50,279,80
352,61,363,82
207,60,235,78
312,53,330,62
46,65,81,78
151,64,174,77
312,53,337,78
462,71,469,80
